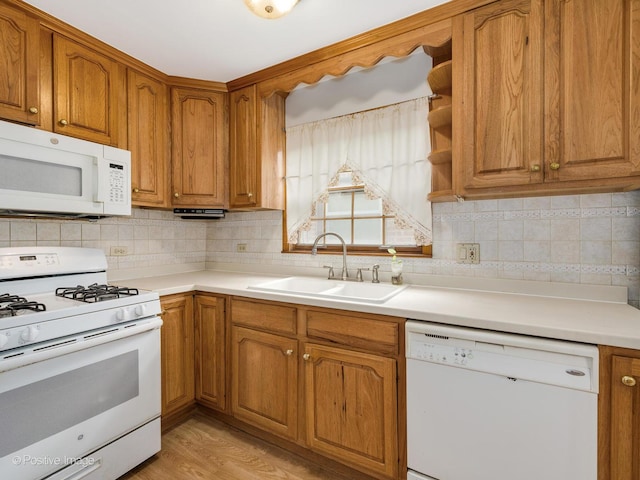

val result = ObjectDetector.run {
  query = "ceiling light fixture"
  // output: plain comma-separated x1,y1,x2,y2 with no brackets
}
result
244,0,300,19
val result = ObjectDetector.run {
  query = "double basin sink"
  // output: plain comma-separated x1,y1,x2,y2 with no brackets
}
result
247,276,408,304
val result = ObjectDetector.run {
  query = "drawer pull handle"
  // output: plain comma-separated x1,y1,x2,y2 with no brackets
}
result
29,106,38,114
622,375,637,387
59,119,68,126
549,162,560,170
530,164,540,172
285,349,294,356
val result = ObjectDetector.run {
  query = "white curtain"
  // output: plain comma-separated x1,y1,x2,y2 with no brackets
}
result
285,97,432,245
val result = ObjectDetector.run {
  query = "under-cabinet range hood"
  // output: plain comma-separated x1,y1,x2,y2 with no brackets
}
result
0,120,131,219
174,208,226,219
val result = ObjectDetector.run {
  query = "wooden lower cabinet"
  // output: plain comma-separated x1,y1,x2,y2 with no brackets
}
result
599,346,640,480
231,326,299,441
160,294,195,417
304,343,398,480
194,294,226,411
229,297,402,480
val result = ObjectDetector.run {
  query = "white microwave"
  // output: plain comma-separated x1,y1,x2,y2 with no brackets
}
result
0,120,131,218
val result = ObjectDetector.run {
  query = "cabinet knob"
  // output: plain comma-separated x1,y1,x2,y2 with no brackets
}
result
303,353,311,361
549,162,560,170
133,188,140,193
622,375,637,387
59,119,68,126
247,192,253,198
530,164,540,172
160,310,167,315
174,192,180,198
28,106,38,114
285,349,294,356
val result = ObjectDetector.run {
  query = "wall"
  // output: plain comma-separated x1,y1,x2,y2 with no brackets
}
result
205,191,640,308
0,208,207,272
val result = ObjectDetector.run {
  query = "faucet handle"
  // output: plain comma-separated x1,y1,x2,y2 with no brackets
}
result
323,265,335,279
356,267,370,282
371,264,380,283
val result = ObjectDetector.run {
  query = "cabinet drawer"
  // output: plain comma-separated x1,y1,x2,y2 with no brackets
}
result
231,298,297,335
306,310,399,355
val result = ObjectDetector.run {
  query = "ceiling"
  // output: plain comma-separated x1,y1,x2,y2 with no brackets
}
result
21,0,449,83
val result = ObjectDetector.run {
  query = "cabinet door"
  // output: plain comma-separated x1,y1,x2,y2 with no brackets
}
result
171,87,227,207
229,85,258,208
231,326,298,441
610,355,640,480
459,0,544,191
53,35,124,145
160,294,195,417
304,343,398,480
544,0,640,181
128,69,169,207
194,294,226,411
0,3,39,125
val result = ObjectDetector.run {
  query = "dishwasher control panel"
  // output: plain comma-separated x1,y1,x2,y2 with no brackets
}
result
409,339,475,366
406,321,599,392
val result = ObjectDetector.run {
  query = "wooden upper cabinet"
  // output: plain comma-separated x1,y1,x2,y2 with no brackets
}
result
229,84,285,210
128,69,169,207
171,86,228,207
230,85,258,208
53,34,125,146
458,0,543,191
544,0,640,182
0,3,39,125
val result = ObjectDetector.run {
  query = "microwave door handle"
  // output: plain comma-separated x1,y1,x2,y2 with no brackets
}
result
94,158,107,204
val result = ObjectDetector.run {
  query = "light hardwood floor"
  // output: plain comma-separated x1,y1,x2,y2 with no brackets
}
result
120,415,353,480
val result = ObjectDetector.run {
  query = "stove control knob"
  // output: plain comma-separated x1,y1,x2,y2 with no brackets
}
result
0,332,8,348
116,309,127,321
134,305,147,317
21,326,39,342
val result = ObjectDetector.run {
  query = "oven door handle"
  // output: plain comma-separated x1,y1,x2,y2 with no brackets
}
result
0,317,163,373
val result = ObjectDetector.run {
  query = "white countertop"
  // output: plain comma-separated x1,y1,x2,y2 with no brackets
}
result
114,268,640,350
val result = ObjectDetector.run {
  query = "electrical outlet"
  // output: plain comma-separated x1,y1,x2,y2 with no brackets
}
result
456,243,480,264
110,246,129,256
236,243,248,253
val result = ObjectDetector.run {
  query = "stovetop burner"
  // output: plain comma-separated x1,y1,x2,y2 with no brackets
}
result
0,293,47,317
56,283,140,303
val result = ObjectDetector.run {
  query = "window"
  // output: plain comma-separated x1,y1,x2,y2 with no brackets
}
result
295,171,425,254
285,98,432,256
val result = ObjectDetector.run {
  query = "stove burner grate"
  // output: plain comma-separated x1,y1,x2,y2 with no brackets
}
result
0,294,46,317
56,283,140,303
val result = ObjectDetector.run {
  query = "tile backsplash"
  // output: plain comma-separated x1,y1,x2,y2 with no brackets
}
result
0,208,207,270
205,191,640,307
1,191,638,307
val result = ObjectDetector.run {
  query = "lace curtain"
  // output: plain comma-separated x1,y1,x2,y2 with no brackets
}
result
285,97,432,245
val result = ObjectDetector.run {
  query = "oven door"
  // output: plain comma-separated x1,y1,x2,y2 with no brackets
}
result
0,318,161,480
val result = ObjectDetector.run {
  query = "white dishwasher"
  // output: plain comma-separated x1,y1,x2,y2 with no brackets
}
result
405,320,598,480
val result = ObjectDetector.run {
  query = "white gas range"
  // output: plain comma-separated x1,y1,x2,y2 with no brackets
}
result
0,247,162,480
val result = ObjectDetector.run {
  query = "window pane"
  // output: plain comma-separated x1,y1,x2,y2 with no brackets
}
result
326,192,352,218
385,218,417,246
354,218,382,244
353,192,382,217
325,220,352,243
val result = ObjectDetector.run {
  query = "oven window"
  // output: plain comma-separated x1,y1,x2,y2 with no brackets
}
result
0,351,139,457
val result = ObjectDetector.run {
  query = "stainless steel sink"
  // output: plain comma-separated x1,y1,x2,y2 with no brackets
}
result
247,276,407,304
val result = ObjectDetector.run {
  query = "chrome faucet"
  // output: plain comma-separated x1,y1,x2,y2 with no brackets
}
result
311,232,349,280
